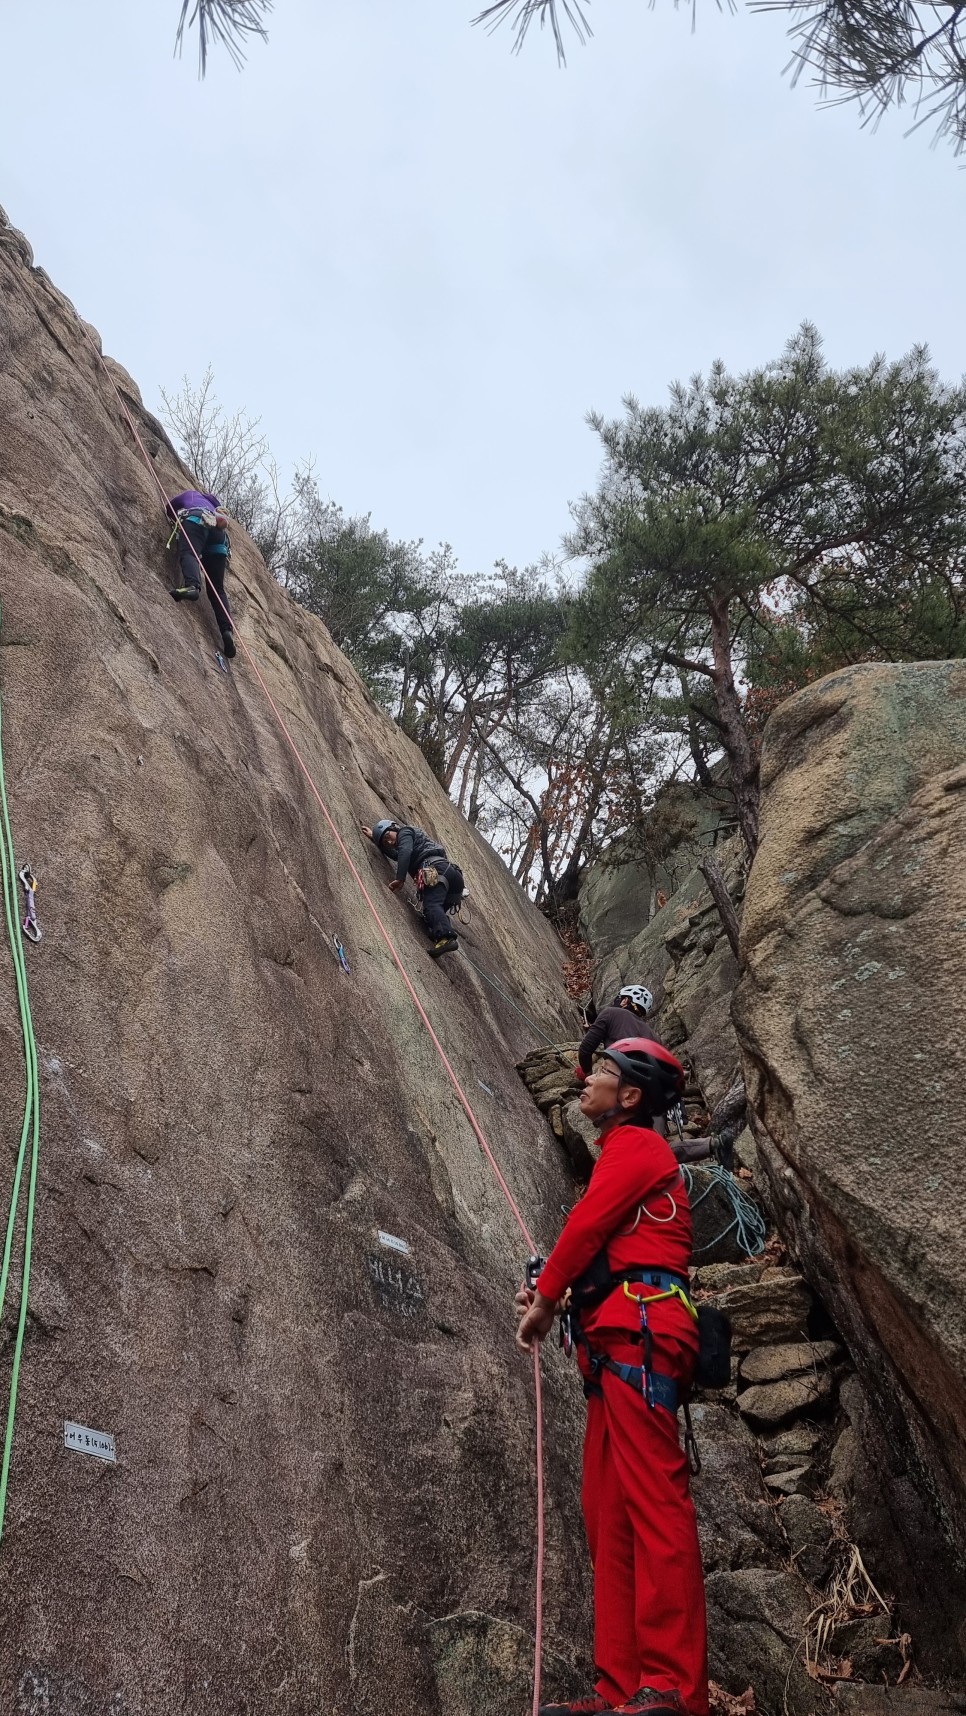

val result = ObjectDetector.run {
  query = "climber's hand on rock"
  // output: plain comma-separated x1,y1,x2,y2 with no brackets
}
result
387,878,404,893
516,1289,555,1353
361,824,373,841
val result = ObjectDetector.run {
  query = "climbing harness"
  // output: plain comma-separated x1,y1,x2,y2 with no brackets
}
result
82,325,548,1714
333,935,351,976
682,1162,767,1258
575,1267,694,1417
0,604,42,1545
17,864,40,943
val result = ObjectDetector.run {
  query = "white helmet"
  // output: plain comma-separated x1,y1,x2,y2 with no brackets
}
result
616,984,653,1017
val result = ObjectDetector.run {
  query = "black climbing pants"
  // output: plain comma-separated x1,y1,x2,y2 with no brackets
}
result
421,862,464,941
178,518,233,635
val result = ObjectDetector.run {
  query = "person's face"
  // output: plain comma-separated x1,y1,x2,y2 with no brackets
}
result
382,829,399,851
579,1060,642,1121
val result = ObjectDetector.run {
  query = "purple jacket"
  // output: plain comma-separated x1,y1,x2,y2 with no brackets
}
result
167,489,221,519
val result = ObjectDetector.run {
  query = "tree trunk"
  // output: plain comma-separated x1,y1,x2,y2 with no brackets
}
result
707,593,759,856
698,851,742,961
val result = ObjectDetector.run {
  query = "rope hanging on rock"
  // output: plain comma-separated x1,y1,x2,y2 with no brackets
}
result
81,328,548,1711
459,948,561,1048
0,602,42,1544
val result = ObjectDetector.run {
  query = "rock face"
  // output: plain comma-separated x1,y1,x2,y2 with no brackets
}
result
0,209,591,1711
580,843,746,1111
735,660,966,1673
577,782,732,967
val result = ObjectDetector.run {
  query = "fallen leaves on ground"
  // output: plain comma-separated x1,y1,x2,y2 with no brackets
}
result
709,1681,756,1716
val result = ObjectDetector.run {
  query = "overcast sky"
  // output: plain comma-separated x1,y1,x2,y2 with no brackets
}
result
2,0,964,572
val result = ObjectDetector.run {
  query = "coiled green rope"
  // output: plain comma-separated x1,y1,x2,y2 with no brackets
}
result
0,603,41,1543
683,1162,767,1257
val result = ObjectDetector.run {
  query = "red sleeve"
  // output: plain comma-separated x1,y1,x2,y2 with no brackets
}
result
537,1125,672,1302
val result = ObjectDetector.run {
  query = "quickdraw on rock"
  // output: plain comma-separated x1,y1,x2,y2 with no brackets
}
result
17,864,40,943
333,935,351,975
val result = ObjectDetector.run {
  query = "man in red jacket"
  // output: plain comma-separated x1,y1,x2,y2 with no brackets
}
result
516,1038,708,1716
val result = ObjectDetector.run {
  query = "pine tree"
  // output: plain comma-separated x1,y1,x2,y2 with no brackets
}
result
568,324,966,855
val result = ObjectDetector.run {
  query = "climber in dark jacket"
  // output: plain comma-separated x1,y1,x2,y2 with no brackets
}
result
166,489,236,660
362,818,464,959
577,985,660,1080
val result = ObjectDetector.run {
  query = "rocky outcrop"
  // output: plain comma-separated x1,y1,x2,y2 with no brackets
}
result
578,782,733,966
0,207,591,1712
579,843,746,1111
735,661,966,1675
691,1260,907,1714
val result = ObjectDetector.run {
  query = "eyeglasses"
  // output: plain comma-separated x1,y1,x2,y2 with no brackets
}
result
592,1066,621,1080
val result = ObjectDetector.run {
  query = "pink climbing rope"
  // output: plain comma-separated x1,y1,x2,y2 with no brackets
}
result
531,1340,546,1716
81,322,547,1709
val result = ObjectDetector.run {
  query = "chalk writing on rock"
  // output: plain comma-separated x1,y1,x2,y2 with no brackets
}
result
367,1254,426,1318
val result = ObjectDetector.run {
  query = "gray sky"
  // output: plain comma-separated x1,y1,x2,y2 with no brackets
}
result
3,0,964,572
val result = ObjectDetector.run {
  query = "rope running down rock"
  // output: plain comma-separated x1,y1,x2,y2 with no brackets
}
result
0,602,42,1544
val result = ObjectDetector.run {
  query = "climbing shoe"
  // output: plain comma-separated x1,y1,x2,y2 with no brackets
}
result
428,935,459,959
221,629,237,659
171,583,201,603
613,1689,689,1716
538,1698,613,1714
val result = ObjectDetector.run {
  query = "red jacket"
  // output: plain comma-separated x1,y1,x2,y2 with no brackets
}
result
537,1120,693,1341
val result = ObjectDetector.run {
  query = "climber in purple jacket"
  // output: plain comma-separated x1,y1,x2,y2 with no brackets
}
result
166,489,236,659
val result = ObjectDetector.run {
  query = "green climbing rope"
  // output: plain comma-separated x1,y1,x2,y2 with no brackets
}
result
682,1163,767,1257
459,948,563,1050
0,602,41,1544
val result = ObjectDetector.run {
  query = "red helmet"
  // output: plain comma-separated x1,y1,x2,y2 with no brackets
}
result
599,1037,685,1116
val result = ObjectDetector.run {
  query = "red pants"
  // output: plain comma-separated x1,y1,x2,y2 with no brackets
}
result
580,1330,709,1713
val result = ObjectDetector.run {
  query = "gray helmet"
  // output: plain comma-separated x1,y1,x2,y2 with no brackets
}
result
615,983,654,1017
371,819,399,851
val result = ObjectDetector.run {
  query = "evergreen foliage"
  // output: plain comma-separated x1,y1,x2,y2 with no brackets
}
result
568,323,966,853
476,0,966,151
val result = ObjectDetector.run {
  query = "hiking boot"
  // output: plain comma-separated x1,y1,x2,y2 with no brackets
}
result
221,629,237,659
171,583,201,603
428,935,459,959
613,1689,689,1716
538,1698,613,1715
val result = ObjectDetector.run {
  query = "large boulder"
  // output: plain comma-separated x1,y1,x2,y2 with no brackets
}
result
734,660,966,1674
0,208,590,1712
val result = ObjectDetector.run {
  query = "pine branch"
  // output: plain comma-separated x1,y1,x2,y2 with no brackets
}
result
176,0,272,74
752,0,966,151
472,0,593,62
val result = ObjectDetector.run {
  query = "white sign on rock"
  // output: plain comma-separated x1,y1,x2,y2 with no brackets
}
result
377,1230,411,1255
64,1421,116,1463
